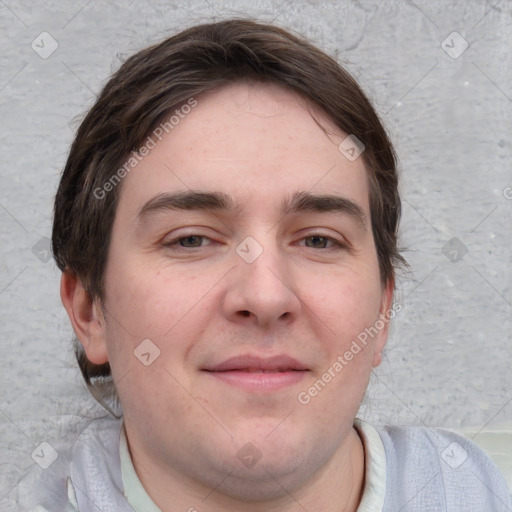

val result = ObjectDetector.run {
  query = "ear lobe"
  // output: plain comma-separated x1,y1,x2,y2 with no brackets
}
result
60,271,109,365
372,277,395,368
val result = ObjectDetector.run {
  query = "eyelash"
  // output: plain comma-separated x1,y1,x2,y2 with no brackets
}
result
162,233,346,252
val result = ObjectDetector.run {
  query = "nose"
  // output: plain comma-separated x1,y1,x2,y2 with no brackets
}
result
221,236,302,329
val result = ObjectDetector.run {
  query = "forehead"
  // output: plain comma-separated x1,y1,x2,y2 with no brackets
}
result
166,82,351,167
116,81,371,220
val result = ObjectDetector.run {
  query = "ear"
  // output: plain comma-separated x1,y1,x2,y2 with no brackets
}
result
60,271,109,365
372,277,395,368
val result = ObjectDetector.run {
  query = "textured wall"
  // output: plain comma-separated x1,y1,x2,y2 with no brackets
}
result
1,0,511,505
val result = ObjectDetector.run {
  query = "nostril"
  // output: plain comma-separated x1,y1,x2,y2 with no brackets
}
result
240,310,251,317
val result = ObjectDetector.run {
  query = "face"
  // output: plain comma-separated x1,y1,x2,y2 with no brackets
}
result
80,82,393,499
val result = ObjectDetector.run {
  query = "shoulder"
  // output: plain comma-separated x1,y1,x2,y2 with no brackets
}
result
373,422,512,511
16,474,78,512
15,415,123,512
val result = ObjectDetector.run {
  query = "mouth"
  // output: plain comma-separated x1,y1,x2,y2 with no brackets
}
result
202,354,309,392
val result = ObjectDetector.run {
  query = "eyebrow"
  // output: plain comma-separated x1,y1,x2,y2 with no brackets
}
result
137,190,367,228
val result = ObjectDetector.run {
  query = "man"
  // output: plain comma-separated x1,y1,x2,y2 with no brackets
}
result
19,18,511,511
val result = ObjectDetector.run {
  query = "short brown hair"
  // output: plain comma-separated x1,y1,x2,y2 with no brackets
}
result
52,18,405,413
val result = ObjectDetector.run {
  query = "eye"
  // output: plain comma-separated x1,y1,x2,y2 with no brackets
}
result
162,232,346,252
299,234,345,250
163,234,214,250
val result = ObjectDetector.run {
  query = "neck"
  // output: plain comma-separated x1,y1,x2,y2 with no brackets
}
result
127,425,366,512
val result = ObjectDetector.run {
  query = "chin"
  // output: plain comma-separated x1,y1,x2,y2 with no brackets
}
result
199,437,327,503
210,456,311,503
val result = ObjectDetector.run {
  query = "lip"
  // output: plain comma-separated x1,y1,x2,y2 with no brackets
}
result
203,354,309,372
202,354,309,392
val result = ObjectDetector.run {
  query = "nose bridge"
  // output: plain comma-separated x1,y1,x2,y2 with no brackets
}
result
237,232,289,294
227,230,300,325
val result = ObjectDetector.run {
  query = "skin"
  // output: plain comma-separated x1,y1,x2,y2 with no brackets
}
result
61,82,394,512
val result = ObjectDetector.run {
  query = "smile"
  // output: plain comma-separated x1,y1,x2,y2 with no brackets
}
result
202,354,310,392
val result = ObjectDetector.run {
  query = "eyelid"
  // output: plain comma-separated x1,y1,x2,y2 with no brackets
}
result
296,232,347,249
162,230,348,252
161,233,216,249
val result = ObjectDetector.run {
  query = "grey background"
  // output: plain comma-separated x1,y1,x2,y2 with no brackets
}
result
1,0,511,506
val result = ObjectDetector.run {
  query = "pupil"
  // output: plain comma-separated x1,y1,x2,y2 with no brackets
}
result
308,236,325,248
183,236,201,247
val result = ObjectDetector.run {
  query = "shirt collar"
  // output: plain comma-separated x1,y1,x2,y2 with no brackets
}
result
120,423,161,512
353,417,387,512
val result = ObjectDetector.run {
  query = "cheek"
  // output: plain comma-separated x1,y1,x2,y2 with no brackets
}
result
300,267,383,401
297,282,379,422
308,267,383,339
103,256,199,340
101,259,214,397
